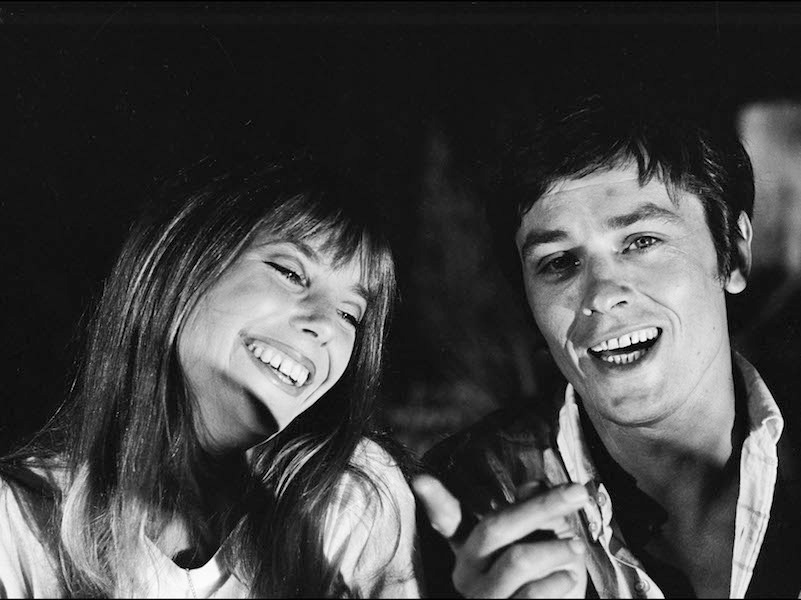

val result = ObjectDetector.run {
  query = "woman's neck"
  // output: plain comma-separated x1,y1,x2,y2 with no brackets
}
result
152,450,249,568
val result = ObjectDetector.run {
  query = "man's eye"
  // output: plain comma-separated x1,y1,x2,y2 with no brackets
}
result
626,236,660,252
338,310,361,330
540,253,580,275
266,262,306,286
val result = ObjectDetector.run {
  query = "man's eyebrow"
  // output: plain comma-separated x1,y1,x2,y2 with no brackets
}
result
606,203,683,229
518,229,569,259
518,202,683,259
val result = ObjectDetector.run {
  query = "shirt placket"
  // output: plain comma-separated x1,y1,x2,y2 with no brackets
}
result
730,428,779,598
590,481,662,598
555,396,663,598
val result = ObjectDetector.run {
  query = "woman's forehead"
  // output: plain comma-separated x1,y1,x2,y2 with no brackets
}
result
250,223,390,297
251,231,373,283
253,228,355,259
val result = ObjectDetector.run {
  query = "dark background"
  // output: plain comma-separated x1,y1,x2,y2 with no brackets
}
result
3,2,801,456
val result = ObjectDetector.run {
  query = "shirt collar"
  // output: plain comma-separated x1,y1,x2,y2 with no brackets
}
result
558,352,784,474
555,352,785,549
733,352,784,444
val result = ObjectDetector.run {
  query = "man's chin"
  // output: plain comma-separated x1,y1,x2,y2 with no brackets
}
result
582,389,677,428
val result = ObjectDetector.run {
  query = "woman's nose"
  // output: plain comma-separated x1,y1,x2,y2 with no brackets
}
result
290,297,336,343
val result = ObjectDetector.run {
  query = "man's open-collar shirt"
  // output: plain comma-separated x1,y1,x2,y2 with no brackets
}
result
547,354,784,598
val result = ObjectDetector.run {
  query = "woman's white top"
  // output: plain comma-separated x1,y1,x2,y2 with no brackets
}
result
0,439,421,598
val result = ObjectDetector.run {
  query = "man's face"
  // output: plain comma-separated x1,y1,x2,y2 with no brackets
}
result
515,164,745,427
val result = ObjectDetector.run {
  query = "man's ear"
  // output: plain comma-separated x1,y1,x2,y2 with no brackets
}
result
725,211,753,294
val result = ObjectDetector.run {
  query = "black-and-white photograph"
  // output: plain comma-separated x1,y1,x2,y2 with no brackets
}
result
2,2,801,597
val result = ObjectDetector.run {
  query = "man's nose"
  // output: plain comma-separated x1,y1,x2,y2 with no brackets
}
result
290,296,336,343
580,257,631,316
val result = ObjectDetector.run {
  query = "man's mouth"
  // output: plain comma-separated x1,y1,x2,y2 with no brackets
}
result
246,340,314,387
587,327,661,365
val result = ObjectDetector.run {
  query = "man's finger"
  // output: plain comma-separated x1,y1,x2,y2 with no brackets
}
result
412,474,464,544
456,537,586,598
511,570,583,599
462,484,589,561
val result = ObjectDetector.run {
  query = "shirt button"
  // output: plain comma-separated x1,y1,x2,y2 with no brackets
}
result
596,492,607,506
588,521,599,534
634,579,650,594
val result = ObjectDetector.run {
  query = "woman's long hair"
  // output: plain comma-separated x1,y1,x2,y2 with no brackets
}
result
3,154,398,597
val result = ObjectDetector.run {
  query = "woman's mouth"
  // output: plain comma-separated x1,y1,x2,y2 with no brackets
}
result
246,340,314,387
587,327,661,365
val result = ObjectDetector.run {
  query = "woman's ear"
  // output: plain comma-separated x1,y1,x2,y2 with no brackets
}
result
725,211,753,294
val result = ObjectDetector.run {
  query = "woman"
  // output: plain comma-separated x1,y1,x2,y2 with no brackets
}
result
0,155,420,597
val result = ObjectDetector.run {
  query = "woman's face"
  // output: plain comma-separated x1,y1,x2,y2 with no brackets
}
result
178,230,368,452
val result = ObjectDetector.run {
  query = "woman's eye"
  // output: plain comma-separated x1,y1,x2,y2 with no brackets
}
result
338,310,361,330
540,253,580,276
626,235,660,252
266,262,306,286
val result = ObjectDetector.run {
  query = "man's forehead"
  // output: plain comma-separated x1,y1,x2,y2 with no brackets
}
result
544,165,644,198
515,166,695,252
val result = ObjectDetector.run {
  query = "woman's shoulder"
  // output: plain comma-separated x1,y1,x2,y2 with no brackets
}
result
0,454,68,540
0,455,70,495
326,436,416,544
350,437,405,471
346,438,414,502
0,455,66,596
327,438,421,597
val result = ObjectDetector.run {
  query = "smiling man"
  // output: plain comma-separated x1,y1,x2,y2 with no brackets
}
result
413,94,801,598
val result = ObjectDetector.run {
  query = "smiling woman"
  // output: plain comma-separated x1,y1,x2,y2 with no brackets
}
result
179,234,369,450
0,155,419,597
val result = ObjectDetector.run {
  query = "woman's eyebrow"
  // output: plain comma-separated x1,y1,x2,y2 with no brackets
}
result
258,239,319,261
343,284,370,313
351,283,370,305
288,240,319,261
260,240,370,302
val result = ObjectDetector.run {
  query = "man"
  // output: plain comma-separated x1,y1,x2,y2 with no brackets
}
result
413,94,801,598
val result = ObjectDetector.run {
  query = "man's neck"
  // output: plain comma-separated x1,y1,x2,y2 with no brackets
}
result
581,368,743,508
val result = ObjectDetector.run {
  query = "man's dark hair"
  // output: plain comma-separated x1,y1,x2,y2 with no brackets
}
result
486,92,755,291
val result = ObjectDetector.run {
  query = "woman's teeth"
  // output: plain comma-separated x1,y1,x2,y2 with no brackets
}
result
247,342,310,386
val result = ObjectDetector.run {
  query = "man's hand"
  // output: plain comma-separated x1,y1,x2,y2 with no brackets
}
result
412,474,589,598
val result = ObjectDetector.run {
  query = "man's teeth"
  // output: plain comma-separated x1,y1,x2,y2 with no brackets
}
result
247,342,310,386
602,349,645,364
590,327,659,352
